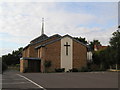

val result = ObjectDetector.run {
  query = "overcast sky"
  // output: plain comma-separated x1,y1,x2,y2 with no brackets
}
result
0,1,118,56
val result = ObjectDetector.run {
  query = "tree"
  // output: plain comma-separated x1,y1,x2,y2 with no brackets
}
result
2,47,23,66
89,40,101,51
92,51,100,65
109,30,120,69
118,25,120,28
92,48,112,70
92,30,120,70
12,47,23,58
74,37,88,45
2,62,8,72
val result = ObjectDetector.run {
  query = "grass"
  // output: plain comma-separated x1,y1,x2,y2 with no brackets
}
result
8,65,20,71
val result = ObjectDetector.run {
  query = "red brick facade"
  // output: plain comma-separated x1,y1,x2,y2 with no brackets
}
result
73,41,87,69
23,35,60,58
37,37,87,72
39,40,61,72
20,34,87,73
20,59,28,73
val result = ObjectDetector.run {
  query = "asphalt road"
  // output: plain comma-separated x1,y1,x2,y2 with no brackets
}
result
2,70,43,90
0,74,2,89
2,69,119,90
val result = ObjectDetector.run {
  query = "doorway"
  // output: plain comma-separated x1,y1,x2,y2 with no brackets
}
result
28,60,41,72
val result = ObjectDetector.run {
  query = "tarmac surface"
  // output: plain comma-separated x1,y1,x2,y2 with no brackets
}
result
1,69,119,90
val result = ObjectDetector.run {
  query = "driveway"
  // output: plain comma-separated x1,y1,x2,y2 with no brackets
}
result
2,69,119,90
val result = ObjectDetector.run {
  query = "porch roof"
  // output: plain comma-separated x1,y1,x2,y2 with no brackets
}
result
20,57,41,60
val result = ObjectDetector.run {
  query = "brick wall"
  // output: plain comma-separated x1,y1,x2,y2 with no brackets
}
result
22,47,30,57
29,36,60,58
21,35,60,73
38,39,87,72
39,47,46,72
22,35,87,73
20,60,28,73
39,40,61,72
73,41,87,69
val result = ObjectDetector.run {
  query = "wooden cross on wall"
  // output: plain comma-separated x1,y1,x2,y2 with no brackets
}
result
64,42,70,55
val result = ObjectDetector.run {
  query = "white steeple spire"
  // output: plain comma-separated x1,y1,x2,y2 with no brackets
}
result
41,18,44,35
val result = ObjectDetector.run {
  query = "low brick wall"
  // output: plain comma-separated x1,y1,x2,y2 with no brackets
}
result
20,59,28,73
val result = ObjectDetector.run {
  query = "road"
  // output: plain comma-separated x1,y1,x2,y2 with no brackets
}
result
2,70,43,90
2,69,119,90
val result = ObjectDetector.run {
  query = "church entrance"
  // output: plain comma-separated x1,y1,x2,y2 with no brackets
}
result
28,60,41,72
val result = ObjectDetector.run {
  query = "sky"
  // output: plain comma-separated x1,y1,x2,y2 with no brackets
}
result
0,1,118,56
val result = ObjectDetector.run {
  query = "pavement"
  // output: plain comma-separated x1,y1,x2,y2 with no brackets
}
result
1,69,119,90
2,70,43,90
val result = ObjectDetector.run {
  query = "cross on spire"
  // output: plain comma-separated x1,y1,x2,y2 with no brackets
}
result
41,18,44,35
64,42,70,55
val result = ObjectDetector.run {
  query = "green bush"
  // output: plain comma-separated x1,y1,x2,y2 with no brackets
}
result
98,68,106,71
44,61,52,73
89,64,100,71
79,67,90,72
55,68,65,72
2,62,8,72
69,68,78,72
88,64,107,71
16,64,20,67
44,61,51,68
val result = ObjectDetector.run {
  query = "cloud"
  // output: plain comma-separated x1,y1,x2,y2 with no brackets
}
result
0,48,15,56
0,2,97,39
0,2,117,56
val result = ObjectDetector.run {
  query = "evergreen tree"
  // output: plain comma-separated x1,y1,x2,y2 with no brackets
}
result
109,30,120,69
89,40,101,51
74,37,88,45
2,47,23,66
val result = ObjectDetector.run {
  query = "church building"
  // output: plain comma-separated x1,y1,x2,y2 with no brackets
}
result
20,18,88,73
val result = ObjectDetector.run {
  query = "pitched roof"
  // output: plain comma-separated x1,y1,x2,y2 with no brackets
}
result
23,44,30,50
30,34,61,46
23,34,61,50
94,45,108,51
35,38,61,49
20,57,40,60
30,34,48,44
35,34,89,49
